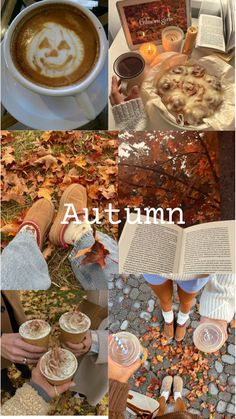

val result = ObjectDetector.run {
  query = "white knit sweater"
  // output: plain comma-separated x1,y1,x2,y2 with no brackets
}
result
112,98,147,130
199,274,235,322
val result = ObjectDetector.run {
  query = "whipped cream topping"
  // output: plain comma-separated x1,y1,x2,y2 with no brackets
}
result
19,320,51,339
59,311,91,333
27,22,84,79
40,348,77,380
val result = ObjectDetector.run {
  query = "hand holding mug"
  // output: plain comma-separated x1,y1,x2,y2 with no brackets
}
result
113,52,146,96
109,76,140,106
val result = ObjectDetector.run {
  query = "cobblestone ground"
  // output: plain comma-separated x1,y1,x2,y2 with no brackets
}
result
109,275,235,419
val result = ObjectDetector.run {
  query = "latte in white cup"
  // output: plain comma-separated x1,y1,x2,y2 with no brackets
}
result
59,311,91,344
4,0,108,120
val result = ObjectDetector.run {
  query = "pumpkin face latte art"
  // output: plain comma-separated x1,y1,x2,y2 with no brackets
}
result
10,4,100,88
157,64,223,126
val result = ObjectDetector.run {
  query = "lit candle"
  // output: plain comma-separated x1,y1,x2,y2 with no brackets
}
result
182,26,198,56
162,26,184,52
139,42,158,65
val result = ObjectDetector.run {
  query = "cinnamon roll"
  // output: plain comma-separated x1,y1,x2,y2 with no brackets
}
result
204,91,223,109
169,65,187,75
184,104,208,125
157,75,176,95
166,92,186,113
190,65,206,78
205,75,222,91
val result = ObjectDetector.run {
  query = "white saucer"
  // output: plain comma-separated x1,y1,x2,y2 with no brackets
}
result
1,48,108,130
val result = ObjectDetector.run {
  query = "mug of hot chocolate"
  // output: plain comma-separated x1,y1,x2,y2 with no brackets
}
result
113,52,147,95
3,0,107,120
40,347,78,385
19,319,51,347
59,311,91,344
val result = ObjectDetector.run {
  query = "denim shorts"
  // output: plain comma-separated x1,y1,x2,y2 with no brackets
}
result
143,274,210,293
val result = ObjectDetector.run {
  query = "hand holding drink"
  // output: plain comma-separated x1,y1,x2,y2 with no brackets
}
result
108,332,148,383
40,347,78,386
19,319,51,347
32,361,76,397
59,311,91,344
193,318,228,353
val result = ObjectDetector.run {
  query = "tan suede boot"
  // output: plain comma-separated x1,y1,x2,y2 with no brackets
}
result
19,199,55,248
175,321,188,342
173,376,187,412
49,183,87,248
163,321,174,341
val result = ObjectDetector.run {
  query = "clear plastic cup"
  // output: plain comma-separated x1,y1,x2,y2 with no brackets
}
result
193,321,226,353
109,332,144,366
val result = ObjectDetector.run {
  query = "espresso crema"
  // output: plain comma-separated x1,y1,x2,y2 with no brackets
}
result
11,4,100,88
59,311,91,333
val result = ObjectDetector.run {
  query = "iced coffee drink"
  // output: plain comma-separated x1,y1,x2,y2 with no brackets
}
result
109,332,147,366
193,320,227,353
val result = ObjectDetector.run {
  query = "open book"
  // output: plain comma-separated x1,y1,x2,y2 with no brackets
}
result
196,0,235,53
119,214,235,274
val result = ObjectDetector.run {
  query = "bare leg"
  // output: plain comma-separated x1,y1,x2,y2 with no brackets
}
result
150,280,174,339
174,397,187,412
150,280,173,311
156,396,167,416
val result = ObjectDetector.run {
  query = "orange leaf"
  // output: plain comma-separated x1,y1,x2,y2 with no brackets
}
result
42,243,55,259
0,222,19,236
75,239,110,269
37,188,52,201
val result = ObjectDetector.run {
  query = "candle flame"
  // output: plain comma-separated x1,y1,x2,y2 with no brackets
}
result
148,44,152,53
142,31,145,37
167,7,170,17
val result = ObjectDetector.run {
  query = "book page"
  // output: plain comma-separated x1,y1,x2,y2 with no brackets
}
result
196,14,225,51
179,220,235,273
119,214,183,274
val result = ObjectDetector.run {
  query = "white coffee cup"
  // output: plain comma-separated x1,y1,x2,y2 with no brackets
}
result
113,52,146,95
3,0,108,120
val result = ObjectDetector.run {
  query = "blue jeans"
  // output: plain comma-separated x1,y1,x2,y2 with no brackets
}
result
1,230,118,290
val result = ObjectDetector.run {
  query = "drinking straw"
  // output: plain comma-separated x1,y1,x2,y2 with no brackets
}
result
113,334,127,353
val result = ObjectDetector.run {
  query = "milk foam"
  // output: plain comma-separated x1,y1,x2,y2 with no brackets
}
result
27,22,84,78
59,311,91,333
19,320,51,339
41,348,77,380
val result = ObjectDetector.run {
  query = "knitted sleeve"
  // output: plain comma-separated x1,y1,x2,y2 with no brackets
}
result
200,274,235,322
109,379,129,419
112,98,147,130
1,383,49,416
